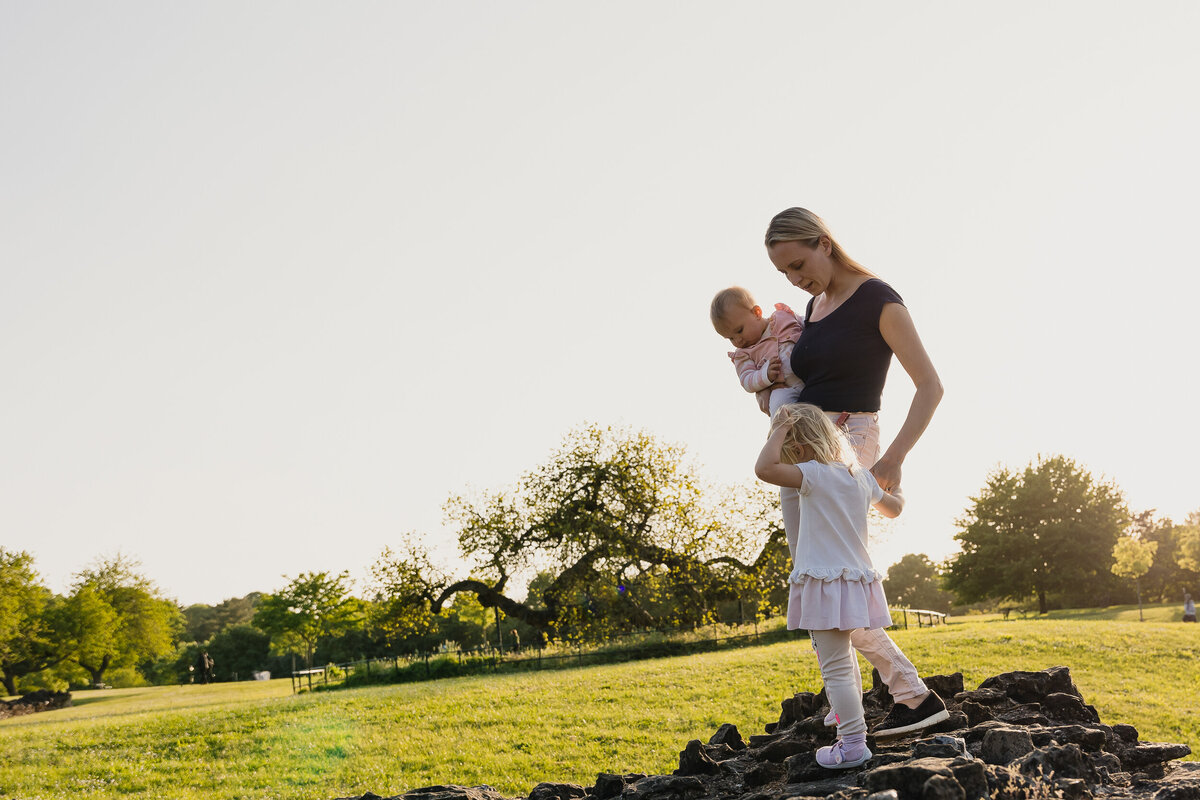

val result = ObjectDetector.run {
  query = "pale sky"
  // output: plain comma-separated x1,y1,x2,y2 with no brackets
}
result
3,2,1198,607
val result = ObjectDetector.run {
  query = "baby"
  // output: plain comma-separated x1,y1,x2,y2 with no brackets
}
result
711,286,804,415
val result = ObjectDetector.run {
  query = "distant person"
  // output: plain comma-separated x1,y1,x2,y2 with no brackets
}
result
1185,592,1196,623
195,651,214,684
509,628,521,652
755,403,947,769
761,207,946,736
710,286,806,416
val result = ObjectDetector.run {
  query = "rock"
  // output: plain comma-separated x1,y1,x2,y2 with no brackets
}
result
621,775,704,799
955,687,1008,706
924,673,966,700
980,728,1035,765
977,666,1083,703
1042,724,1107,751
778,691,822,729
0,689,72,720
398,786,512,800
1122,743,1194,771
525,783,585,800
922,773,966,800
994,704,1049,727
1042,692,1101,724
1016,743,1099,783
757,736,810,763
913,736,971,760
590,773,644,800
707,722,745,751
863,756,958,796
960,699,994,727
1113,723,1140,743
675,740,720,775
742,760,785,787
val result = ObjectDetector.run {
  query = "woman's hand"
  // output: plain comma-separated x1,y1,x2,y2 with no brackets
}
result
870,455,902,493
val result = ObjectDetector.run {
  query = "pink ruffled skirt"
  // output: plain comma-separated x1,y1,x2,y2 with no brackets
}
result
787,576,892,631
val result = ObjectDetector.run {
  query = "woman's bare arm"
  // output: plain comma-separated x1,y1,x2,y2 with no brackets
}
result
871,303,943,492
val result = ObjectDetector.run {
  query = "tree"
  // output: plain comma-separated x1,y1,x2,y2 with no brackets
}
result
1111,536,1158,621
0,550,69,695
376,425,786,644
62,556,182,686
182,593,262,643
944,455,1129,614
883,554,954,614
1178,511,1200,574
253,571,359,668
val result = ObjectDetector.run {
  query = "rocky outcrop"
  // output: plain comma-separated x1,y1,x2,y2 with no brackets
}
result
337,666,1198,800
0,689,72,720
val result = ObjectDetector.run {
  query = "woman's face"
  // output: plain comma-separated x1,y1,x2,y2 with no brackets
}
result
768,239,834,296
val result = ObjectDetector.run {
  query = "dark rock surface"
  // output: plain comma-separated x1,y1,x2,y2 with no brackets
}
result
0,689,72,719
336,666,1196,800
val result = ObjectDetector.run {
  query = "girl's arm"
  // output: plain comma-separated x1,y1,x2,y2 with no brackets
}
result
872,303,944,492
873,486,905,519
754,426,804,489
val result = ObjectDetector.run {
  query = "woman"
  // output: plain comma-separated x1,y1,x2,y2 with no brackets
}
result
765,207,946,738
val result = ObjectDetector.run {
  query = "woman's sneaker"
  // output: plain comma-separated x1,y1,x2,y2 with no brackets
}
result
815,739,872,769
871,692,949,738
824,710,837,727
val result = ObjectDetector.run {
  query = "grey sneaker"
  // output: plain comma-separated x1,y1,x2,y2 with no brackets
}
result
823,710,837,727
871,692,949,738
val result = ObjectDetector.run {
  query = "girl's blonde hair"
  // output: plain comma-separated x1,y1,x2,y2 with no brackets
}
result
764,207,875,277
770,403,856,468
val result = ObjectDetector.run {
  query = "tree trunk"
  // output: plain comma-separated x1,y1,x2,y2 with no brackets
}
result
1037,590,1048,615
2,671,16,696
79,654,111,686
1136,577,1144,622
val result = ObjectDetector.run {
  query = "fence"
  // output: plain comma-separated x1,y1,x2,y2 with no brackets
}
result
289,608,949,693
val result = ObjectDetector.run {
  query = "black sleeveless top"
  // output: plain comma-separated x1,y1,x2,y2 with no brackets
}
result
790,278,905,413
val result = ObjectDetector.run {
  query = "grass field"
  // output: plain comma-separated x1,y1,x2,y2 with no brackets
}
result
3,606,1198,800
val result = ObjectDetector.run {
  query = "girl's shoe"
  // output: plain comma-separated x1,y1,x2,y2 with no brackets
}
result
823,710,837,727
816,740,872,769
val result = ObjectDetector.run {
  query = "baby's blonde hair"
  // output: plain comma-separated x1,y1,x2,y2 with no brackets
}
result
770,403,856,467
709,286,757,326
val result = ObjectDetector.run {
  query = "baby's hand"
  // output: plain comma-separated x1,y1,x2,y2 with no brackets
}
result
766,356,782,383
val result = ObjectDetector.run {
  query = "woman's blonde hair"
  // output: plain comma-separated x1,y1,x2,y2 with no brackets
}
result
770,403,856,468
764,207,875,277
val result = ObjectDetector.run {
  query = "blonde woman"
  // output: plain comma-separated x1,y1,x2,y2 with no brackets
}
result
764,207,946,740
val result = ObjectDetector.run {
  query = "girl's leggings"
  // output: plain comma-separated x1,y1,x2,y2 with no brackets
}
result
781,411,928,704
810,629,866,736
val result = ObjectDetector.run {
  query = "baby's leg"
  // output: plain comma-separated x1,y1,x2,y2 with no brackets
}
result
849,627,928,704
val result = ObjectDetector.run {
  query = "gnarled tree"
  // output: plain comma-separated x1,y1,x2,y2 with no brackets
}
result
374,425,788,644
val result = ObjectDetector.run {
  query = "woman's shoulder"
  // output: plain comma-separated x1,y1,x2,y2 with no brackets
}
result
856,277,904,305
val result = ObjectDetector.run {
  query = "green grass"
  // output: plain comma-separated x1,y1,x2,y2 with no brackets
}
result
3,609,1198,800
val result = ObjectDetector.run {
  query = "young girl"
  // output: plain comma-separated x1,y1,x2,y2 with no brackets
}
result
755,403,946,769
710,286,805,416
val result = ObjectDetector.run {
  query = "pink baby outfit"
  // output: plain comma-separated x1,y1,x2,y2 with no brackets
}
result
728,303,805,415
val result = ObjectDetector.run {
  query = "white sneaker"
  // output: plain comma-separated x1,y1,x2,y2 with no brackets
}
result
823,710,837,727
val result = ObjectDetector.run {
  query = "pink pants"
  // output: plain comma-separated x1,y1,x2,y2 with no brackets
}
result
781,411,928,704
